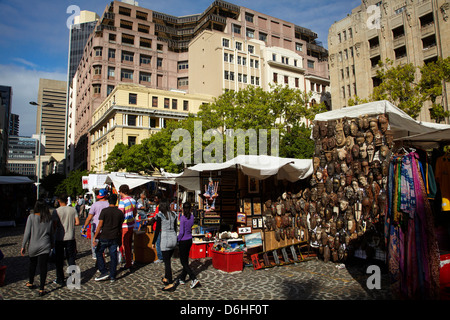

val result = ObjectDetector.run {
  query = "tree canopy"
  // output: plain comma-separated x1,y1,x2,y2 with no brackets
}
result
349,57,450,122
104,85,326,174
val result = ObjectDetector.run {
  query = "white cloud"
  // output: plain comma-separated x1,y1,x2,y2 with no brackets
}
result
0,64,66,137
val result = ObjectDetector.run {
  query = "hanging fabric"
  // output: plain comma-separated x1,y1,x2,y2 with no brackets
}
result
386,151,440,299
435,151,450,211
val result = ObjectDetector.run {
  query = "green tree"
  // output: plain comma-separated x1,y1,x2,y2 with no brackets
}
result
349,57,450,122
55,169,88,197
418,57,450,123
372,59,424,119
104,143,129,172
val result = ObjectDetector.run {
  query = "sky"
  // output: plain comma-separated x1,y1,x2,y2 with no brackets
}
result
0,0,361,137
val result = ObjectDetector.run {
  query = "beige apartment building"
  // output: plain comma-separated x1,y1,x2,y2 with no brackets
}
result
328,0,450,123
70,0,329,170
89,84,213,171
36,78,67,163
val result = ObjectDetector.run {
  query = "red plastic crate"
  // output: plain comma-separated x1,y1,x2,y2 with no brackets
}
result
190,243,207,259
211,250,243,273
206,242,214,257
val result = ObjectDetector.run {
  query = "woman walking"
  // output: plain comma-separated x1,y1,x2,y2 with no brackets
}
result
152,199,178,291
20,199,53,296
176,202,200,289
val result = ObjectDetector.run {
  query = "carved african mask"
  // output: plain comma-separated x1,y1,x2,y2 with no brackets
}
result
378,114,389,133
350,120,358,136
359,143,367,159
365,131,373,144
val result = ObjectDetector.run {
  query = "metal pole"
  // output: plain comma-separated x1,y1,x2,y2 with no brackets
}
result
37,104,42,199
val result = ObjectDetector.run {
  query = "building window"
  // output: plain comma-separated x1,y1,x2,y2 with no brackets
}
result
108,48,116,59
178,77,188,87
178,61,189,70
273,73,278,83
183,100,189,111
150,117,157,128
108,67,115,78
93,65,102,75
296,43,303,52
229,71,235,81
229,54,234,64
139,72,151,83
172,99,177,110
248,45,254,54
94,47,102,56
236,41,242,51
284,75,289,84
152,96,158,108
224,71,229,80
295,78,299,88
122,33,134,45
121,69,133,80
140,37,152,49
140,54,151,66
272,54,276,61
307,60,315,69
259,32,267,42
255,60,259,69
222,38,230,48
157,58,163,68
127,115,137,126
245,12,254,23
129,93,137,105
122,51,134,62
138,24,149,33
164,98,169,109
233,24,241,34
246,28,254,39
128,136,136,146
93,84,101,94
107,85,114,96
224,52,229,62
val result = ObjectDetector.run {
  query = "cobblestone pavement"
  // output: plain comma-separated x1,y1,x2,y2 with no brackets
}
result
0,221,393,304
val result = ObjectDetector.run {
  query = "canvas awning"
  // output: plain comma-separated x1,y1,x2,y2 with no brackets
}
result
175,155,313,191
0,176,34,184
314,100,450,141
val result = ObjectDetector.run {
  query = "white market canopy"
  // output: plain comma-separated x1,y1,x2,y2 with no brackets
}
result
0,176,34,184
314,100,450,148
104,171,179,190
175,155,313,191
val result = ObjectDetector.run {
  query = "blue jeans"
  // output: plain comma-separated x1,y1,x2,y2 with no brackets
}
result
95,239,119,279
156,233,163,260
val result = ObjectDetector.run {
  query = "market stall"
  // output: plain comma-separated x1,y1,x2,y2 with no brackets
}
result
312,100,450,299
175,155,314,268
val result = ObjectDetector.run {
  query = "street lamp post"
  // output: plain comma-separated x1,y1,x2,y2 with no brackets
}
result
29,101,52,199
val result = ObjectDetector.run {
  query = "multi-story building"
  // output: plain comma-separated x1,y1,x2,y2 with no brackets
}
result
9,113,19,136
89,83,213,171
0,85,12,175
6,135,55,180
70,0,329,171
328,0,450,122
36,79,67,163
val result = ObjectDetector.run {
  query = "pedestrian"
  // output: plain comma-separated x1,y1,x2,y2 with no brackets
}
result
152,199,178,291
118,184,136,271
77,195,85,218
52,193,80,286
151,193,163,263
92,194,124,282
81,189,109,259
175,202,200,289
137,190,149,231
20,199,53,296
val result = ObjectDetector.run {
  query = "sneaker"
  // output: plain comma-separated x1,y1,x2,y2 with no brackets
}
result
154,259,163,263
178,279,185,285
95,273,109,281
190,279,200,289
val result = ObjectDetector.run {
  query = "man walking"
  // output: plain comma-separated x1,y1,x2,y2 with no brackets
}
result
118,184,136,271
82,189,109,259
52,193,80,285
92,194,124,282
